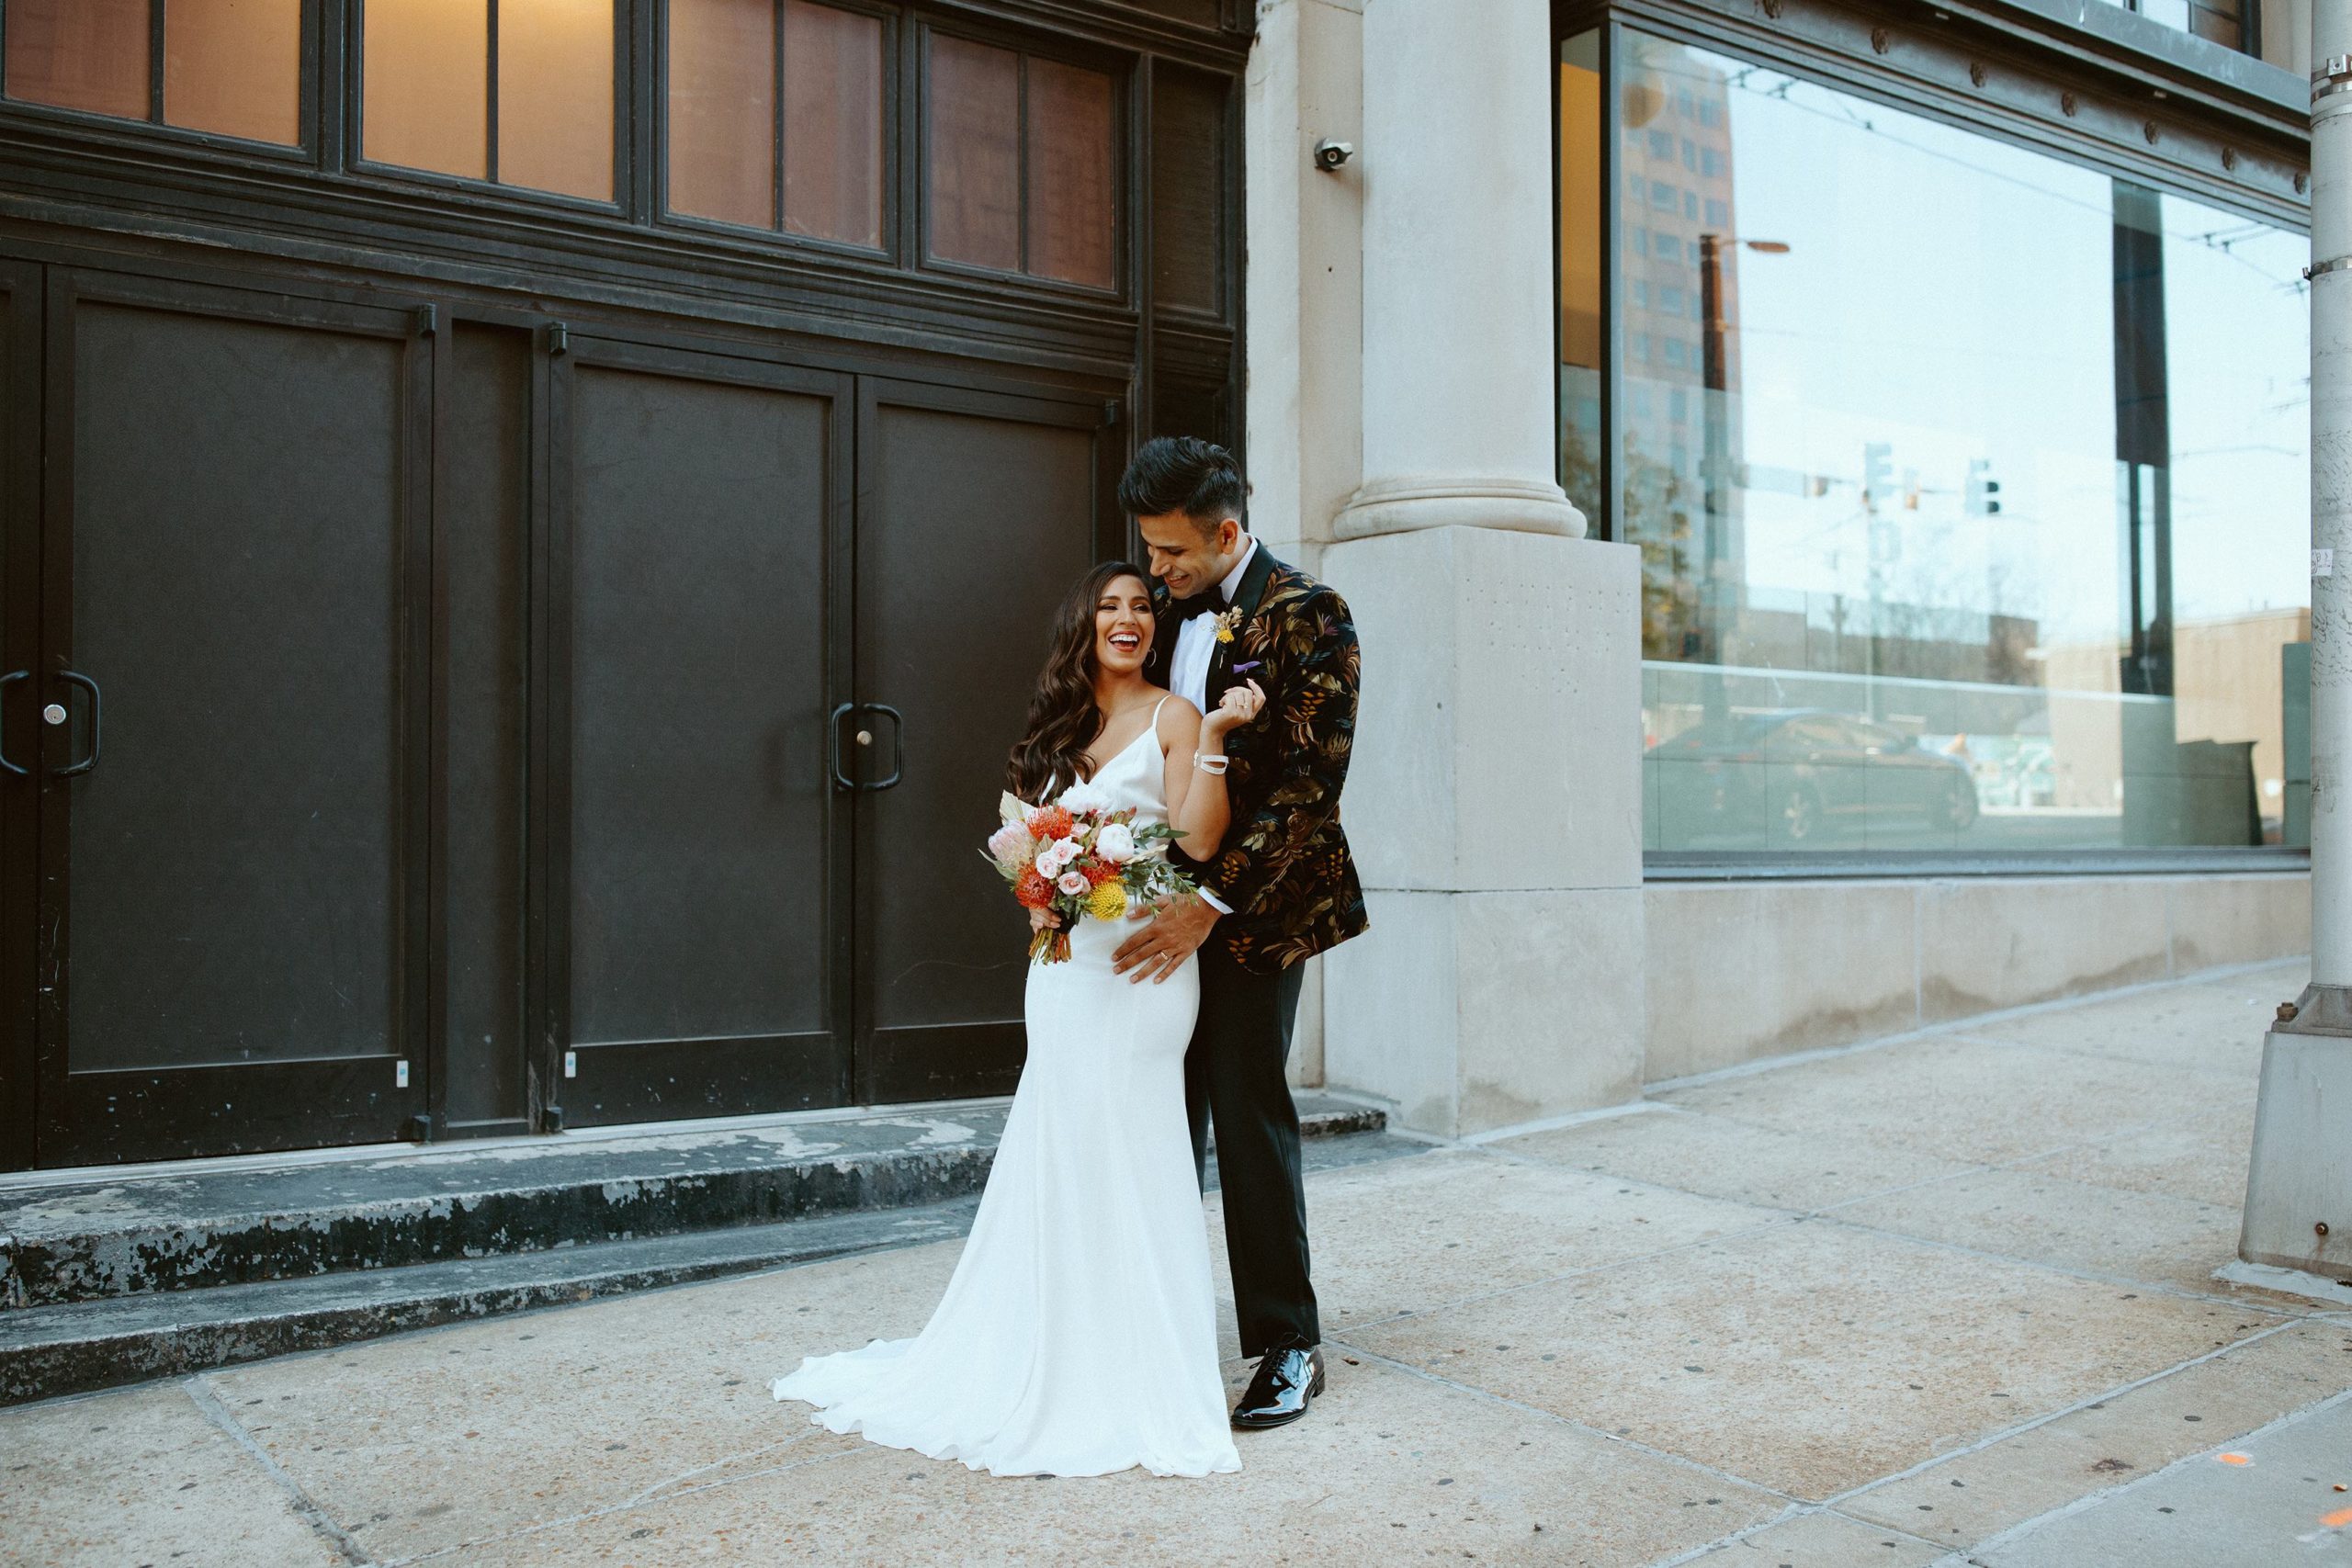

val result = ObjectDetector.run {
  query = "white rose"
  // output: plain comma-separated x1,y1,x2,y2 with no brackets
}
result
1093,821,1136,864
1056,871,1091,897
1058,780,1110,816
1036,840,1073,876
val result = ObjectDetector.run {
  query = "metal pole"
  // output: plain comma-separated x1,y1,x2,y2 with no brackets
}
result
2312,17,2352,986
2236,3,2352,1283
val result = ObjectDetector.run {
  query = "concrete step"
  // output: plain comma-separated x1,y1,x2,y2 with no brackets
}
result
0,1094,1386,1309
0,1115,1421,1406
0,1193,981,1406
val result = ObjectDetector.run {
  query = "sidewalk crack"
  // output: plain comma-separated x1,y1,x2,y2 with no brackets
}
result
379,1438,865,1565
184,1373,373,1566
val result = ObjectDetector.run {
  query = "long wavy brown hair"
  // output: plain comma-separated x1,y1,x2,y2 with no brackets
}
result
1006,561,1156,804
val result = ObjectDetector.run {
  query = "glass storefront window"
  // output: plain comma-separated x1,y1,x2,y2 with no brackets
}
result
5,0,301,148
926,33,1117,289
498,0,616,202
1023,57,1115,289
2096,0,2310,73
165,0,304,146
1565,31,2311,859
361,0,616,202
363,0,491,182
928,34,1021,272
667,0,885,248
783,2,886,247
1558,28,1604,528
2258,0,2313,73
668,0,774,229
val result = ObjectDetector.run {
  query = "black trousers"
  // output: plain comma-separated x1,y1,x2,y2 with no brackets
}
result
1186,941,1320,1359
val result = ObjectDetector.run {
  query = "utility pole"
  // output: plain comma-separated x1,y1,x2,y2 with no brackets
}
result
2238,2,2352,1284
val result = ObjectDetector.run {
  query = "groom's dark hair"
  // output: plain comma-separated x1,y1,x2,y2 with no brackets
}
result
1118,436,1246,536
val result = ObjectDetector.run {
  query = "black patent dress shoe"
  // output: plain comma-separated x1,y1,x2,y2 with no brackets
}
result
1231,1344,1325,1430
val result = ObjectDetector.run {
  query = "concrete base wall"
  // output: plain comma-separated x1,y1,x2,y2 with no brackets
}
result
1643,872,2311,1083
1316,525,1644,1138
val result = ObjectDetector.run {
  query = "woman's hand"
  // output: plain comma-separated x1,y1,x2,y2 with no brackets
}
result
1200,678,1266,744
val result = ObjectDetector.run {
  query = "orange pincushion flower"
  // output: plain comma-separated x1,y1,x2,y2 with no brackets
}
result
1026,806,1074,842
1082,860,1121,886
1014,868,1056,909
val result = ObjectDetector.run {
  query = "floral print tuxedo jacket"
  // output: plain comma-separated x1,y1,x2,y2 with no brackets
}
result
1151,547,1369,974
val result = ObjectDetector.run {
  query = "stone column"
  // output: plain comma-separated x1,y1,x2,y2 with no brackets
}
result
1335,0,1585,543
1318,0,1647,1136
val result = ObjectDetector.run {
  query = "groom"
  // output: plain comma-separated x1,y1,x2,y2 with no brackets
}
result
1112,436,1368,1430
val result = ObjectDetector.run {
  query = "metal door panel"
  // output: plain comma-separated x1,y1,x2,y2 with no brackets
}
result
551,335,852,1125
852,378,1115,1103
0,262,40,1171
438,321,533,1135
34,267,432,1165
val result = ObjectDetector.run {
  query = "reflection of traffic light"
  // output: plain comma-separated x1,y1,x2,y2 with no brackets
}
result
1862,442,1892,510
1965,458,2003,516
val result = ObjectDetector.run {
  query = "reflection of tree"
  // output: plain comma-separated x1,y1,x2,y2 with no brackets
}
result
1571,422,1701,660
1560,408,1605,535
1851,531,2041,688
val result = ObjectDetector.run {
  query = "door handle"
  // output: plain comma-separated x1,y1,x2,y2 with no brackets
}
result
53,670,100,776
828,703,855,789
0,671,25,776
829,703,904,792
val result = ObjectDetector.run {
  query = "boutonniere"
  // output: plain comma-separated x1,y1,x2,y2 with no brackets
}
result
1212,605,1243,645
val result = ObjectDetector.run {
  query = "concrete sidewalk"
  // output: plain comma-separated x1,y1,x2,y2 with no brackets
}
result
10,958,2349,1566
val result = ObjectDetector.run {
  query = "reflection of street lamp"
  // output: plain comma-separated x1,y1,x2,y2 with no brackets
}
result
1694,234,1789,717
1698,235,1788,401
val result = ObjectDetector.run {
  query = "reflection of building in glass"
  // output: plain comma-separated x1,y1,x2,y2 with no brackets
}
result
1619,39,1742,666
2043,607,2308,832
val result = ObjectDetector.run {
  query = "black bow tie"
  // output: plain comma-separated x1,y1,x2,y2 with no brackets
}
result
1163,590,1222,622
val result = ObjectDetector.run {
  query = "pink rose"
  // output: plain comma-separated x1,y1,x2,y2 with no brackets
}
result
1056,871,1090,897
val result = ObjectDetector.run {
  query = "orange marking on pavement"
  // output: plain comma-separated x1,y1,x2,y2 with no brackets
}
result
2217,1452,2252,1466
2321,1507,2352,1529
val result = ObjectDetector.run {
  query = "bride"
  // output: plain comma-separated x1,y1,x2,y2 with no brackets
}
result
772,559,1267,1478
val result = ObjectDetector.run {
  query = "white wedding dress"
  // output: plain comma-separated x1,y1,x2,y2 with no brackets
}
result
772,703,1240,1478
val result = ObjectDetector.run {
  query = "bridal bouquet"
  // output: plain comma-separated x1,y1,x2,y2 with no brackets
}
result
983,787,1197,963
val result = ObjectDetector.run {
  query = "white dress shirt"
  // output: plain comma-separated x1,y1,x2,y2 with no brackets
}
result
1168,538,1257,915
1169,536,1256,713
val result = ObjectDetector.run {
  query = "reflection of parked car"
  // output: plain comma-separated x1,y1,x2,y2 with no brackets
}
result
1977,739,2055,810
1647,709,1980,844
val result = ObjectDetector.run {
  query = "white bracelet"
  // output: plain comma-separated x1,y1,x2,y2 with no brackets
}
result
1194,752,1229,775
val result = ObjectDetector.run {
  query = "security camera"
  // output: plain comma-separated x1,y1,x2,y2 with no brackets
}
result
1313,138,1353,172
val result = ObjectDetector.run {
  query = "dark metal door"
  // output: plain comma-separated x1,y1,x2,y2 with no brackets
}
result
549,335,853,1126
850,378,1121,1103
3,269,1121,1162
30,268,434,1165
0,262,40,1171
